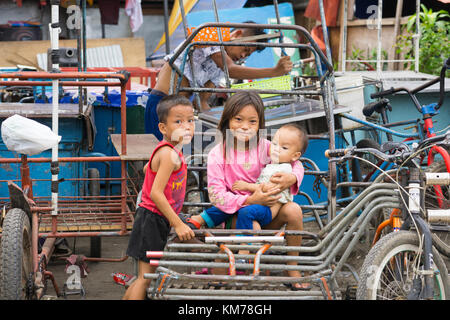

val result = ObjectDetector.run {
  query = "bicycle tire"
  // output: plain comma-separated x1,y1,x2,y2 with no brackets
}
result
0,208,32,300
351,138,382,183
357,231,449,300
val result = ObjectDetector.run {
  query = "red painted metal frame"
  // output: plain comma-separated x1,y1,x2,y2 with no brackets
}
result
0,71,132,277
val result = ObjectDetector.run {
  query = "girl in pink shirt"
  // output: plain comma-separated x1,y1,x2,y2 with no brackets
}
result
184,91,308,289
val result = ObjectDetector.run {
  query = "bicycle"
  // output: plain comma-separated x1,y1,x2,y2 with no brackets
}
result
336,58,450,245
327,131,450,299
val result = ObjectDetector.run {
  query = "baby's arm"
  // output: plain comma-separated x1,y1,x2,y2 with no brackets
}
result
232,180,258,193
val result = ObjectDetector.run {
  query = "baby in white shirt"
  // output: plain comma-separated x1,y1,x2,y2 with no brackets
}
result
232,123,309,220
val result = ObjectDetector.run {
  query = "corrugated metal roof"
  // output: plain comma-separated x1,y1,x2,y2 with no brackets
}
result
37,44,124,70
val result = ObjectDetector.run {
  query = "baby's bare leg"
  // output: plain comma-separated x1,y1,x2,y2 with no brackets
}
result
270,202,283,220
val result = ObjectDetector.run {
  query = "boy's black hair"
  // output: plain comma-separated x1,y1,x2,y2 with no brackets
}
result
280,123,309,155
156,94,193,124
232,20,267,52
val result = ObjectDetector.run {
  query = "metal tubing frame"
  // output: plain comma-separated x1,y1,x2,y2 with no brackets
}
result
168,22,333,72
145,185,402,298
0,71,130,240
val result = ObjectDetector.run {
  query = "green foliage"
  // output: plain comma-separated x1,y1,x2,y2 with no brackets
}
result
349,46,388,71
396,4,450,75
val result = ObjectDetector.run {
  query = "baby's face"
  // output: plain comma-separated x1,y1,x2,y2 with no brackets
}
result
270,128,302,164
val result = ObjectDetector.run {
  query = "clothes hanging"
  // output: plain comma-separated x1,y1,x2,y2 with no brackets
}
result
125,0,143,33
304,0,340,27
98,0,121,25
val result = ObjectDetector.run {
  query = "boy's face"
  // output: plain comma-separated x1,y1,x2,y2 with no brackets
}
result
158,104,195,146
270,127,302,164
226,29,258,63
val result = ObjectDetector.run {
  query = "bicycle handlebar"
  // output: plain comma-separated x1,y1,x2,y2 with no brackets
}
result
370,87,396,99
325,131,450,163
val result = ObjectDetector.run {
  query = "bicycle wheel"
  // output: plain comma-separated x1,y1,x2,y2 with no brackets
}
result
357,231,449,300
0,208,33,300
424,161,449,249
351,138,382,183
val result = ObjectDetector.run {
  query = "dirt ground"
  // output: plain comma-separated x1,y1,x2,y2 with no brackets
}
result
45,235,135,300
43,219,367,300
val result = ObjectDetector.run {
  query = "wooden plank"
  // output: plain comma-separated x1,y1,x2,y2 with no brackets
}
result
110,134,159,161
0,37,146,69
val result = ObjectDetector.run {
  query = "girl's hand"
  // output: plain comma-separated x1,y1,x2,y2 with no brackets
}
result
274,56,293,76
247,184,281,207
270,172,297,191
232,180,250,191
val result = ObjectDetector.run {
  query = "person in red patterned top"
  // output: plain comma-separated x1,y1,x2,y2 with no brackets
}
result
123,95,195,300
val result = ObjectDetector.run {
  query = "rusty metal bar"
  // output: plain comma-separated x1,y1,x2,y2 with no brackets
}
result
0,156,121,164
168,22,332,72
0,81,122,87
0,71,128,81
39,230,130,238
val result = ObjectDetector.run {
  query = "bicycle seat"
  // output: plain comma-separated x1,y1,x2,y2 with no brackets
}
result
380,141,410,154
362,98,391,117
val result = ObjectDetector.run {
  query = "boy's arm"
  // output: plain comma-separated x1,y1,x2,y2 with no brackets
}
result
150,147,195,241
211,53,292,79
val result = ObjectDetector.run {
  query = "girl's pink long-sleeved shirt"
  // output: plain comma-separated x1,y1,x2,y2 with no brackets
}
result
207,139,304,214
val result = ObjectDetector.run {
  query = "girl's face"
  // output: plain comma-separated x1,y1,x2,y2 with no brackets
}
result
228,104,260,143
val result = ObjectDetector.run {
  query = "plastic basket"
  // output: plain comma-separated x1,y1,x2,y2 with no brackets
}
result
231,75,291,98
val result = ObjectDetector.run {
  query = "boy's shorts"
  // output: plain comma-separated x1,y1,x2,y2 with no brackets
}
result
201,204,272,230
126,206,171,263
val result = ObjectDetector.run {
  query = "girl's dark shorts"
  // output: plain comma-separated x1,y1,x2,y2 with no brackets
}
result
126,206,171,263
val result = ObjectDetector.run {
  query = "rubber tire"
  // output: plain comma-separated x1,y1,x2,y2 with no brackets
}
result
357,231,449,300
0,208,32,300
351,138,382,182
88,168,101,258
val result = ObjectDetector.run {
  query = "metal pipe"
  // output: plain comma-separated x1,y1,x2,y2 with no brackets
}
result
163,0,170,54
0,71,128,80
154,288,323,297
0,156,121,164
177,0,201,109
167,22,333,72
212,0,231,90
376,0,383,74
253,231,285,275
39,230,130,238
50,0,60,217
0,81,123,87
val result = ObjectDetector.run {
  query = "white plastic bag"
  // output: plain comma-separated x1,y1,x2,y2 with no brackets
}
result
1,114,61,156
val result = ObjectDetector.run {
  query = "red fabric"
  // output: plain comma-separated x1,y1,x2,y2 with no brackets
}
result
311,25,327,53
304,0,340,27
140,141,187,218
98,0,120,25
